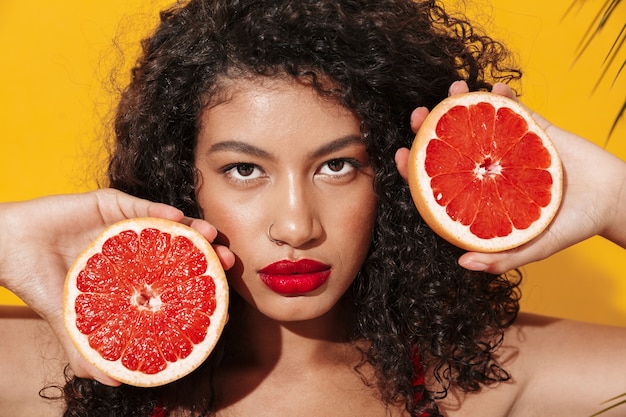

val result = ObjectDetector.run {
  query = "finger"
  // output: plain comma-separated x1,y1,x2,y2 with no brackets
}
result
457,251,510,274
491,82,517,100
92,370,123,387
457,243,550,275
122,194,184,222
448,80,469,95
97,189,184,223
180,217,218,241
110,190,219,241
395,148,411,182
145,203,185,221
410,107,430,133
213,244,236,270
71,353,123,387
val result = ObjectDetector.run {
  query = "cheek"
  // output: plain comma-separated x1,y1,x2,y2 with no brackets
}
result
196,169,234,224
335,187,378,250
347,199,376,233
198,194,249,238
196,180,237,235
196,182,263,257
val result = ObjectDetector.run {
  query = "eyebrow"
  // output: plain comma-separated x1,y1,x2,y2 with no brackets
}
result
310,135,366,159
208,140,272,159
207,135,366,160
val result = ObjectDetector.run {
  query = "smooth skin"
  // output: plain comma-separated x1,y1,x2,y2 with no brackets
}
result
1,80,626,416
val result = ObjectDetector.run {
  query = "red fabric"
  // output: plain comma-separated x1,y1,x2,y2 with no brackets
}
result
412,350,430,417
412,350,426,390
151,403,166,417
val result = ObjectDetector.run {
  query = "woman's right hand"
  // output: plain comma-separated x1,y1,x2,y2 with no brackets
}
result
0,188,235,385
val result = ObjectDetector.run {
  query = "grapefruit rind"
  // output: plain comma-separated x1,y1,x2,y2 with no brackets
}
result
408,92,563,252
63,218,229,387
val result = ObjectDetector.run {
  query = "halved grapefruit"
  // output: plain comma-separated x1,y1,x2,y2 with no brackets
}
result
63,218,229,387
408,92,562,252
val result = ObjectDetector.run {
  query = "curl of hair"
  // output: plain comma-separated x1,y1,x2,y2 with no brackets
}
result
66,1,523,416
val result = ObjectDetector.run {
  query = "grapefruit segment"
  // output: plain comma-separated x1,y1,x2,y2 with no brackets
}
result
408,92,562,252
63,218,229,387
468,101,496,157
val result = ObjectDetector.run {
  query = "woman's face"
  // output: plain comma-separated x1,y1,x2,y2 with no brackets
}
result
194,77,377,322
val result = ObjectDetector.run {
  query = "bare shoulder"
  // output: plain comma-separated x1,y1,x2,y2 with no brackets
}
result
0,305,67,416
437,313,626,417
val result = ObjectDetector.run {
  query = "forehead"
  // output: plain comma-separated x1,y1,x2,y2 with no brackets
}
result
197,77,362,147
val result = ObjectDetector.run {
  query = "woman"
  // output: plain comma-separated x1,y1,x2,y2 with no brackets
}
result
1,0,625,416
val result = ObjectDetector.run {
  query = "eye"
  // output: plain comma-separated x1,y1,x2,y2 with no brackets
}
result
318,158,361,177
223,163,264,181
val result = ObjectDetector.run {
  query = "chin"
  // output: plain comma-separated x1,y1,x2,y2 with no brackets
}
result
263,297,337,321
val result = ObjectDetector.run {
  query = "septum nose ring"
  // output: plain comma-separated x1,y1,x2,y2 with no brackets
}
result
267,224,284,245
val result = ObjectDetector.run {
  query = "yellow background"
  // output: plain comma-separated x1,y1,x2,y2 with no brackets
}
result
1,1,625,325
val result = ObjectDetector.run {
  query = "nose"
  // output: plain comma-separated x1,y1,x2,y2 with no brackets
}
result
267,175,322,248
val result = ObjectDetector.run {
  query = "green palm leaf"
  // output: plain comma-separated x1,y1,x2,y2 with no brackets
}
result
565,0,625,140
590,392,626,416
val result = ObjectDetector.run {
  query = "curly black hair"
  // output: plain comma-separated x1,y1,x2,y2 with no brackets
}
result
57,1,523,416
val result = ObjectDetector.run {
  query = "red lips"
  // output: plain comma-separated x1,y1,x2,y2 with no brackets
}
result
259,259,331,295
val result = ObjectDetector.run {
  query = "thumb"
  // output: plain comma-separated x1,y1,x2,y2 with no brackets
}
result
458,242,552,275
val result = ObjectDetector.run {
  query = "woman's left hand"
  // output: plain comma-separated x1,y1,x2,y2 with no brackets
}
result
395,81,626,274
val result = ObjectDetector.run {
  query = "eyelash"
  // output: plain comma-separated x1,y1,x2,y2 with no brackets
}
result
319,158,363,176
221,163,264,183
221,158,363,183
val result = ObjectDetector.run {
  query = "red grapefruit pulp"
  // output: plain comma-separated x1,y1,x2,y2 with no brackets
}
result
63,218,228,387
408,92,562,252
